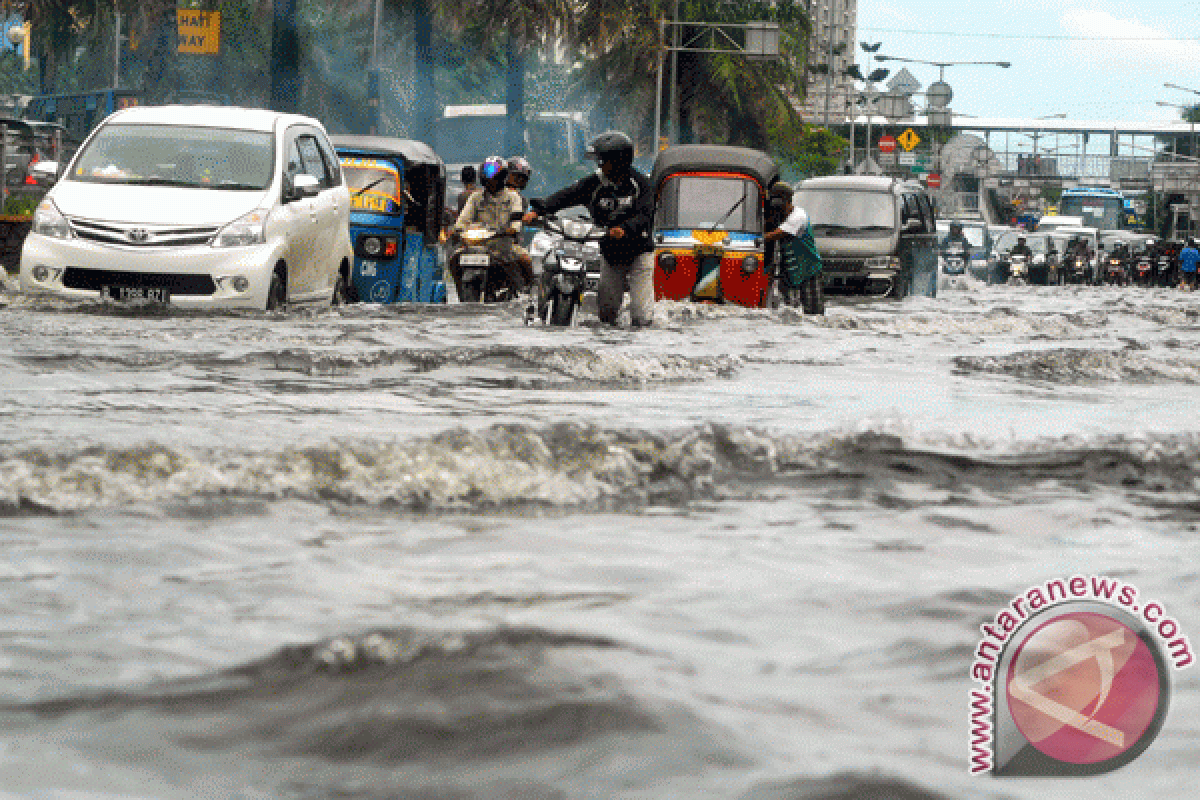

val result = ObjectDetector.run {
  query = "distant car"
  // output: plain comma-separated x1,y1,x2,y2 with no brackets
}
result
0,117,69,187
20,105,354,310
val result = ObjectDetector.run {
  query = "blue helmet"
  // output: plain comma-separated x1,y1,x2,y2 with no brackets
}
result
479,156,508,188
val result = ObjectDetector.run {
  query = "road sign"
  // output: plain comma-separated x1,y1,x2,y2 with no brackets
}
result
178,9,220,54
897,128,920,152
878,152,897,166
898,153,916,166
878,135,896,154
926,173,942,189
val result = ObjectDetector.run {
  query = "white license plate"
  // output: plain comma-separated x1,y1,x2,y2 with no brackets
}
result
101,285,170,304
459,253,490,266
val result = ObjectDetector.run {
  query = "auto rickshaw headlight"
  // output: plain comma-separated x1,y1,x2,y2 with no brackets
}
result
357,235,399,258
741,256,758,274
659,252,677,272
363,236,382,256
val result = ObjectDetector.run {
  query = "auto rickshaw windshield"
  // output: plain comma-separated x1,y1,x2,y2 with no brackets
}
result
656,175,762,232
342,159,404,214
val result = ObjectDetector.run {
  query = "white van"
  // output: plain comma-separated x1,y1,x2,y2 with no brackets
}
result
20,105,354,310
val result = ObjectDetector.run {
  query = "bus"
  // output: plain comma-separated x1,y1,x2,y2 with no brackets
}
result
1059,187,1126,231
437,104,590,192
22,88,143,148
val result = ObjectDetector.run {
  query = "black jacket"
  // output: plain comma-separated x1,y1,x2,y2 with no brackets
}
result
532,169,654,266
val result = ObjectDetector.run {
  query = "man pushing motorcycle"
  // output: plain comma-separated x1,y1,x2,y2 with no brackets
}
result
523,131,656,327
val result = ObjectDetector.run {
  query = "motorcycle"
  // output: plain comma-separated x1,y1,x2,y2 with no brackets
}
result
1157,255,1174,287
1134,255,1154,287
531,214,606,326
452,216,525,303
941,243,967,276
1063,254,1089,285
1104,255,1128,286
1008,253,1029,285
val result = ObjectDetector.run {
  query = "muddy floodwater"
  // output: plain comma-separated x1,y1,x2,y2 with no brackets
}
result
0,277,1198,799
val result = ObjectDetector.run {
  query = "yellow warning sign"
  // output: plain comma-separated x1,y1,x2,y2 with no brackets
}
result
897,128,921,152
177,10,220,55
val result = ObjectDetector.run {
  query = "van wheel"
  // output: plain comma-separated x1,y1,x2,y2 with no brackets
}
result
266,269,287,311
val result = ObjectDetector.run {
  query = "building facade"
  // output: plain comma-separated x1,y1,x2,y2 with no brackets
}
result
801,0,858,127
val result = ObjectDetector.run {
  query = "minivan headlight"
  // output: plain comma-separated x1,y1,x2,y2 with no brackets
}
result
213,208,271,248
32,198,71,239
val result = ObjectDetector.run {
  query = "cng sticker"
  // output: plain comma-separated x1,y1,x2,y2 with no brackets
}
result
897,128,921,152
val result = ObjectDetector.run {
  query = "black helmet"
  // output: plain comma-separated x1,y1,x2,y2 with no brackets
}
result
479,156,508,190
586,130,634,170
506,155,532,188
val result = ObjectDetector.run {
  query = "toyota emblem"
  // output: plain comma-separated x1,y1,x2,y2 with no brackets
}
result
127,228,150,243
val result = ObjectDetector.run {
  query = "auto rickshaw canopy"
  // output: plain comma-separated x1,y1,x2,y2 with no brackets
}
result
650,145,779,192
331,135,446,238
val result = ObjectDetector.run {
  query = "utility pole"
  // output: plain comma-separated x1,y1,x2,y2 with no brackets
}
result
823,0,836,127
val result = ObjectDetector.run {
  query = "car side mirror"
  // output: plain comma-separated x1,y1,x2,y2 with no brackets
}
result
288,173,320,201
31,160,60,186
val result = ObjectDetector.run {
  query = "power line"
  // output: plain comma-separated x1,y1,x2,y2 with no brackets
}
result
858,26,1200,42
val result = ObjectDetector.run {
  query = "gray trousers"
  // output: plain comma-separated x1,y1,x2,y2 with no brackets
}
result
598,252,655,326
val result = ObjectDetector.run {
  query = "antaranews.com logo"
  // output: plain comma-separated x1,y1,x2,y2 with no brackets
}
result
969,575,1192,776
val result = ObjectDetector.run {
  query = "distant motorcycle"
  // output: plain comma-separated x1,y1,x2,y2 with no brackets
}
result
1134,255,1154,287
1008,253,1029,285
1103,254,1128,286
941,243,967,276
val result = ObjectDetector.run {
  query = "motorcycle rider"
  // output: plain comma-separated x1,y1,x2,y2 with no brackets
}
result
523,131,656,327
1010,234,1033,260
505,156,537,299
450,155,528,301
942,222,972,262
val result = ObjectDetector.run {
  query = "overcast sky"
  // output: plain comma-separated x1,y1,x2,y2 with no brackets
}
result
854,0,1200,124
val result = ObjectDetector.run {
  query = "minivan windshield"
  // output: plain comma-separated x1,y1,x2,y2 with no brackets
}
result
70,124,274,190
795,189,894,237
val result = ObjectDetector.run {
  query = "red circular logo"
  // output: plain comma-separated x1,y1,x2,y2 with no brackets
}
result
878,136,896,153
1006,611,1162,765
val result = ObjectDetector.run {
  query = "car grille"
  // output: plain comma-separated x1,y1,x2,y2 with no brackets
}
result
824,257,867,273
62,268,216,295
69,218,221,247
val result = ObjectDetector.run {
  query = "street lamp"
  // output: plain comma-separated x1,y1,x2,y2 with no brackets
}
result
871,55,1010,83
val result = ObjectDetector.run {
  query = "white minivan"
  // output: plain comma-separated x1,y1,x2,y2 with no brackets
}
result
20,105,354,310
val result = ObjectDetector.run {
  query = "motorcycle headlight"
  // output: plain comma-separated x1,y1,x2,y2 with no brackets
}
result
32,198,71,239
563,219,591,238
213,208,270,248
529,232,555,260
741,255,758,274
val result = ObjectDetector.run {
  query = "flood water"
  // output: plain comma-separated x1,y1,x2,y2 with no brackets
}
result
1,276,1198,799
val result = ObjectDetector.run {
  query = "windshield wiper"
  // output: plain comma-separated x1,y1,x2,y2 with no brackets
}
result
214,181,264,190
122,177,196,187
353,176,389,198
707,194,746,232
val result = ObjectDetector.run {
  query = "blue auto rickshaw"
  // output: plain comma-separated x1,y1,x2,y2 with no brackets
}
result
330,136,447,304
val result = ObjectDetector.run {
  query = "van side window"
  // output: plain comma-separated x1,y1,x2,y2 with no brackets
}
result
296,135,331,188
315,134,342,187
